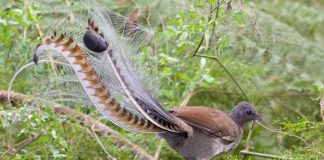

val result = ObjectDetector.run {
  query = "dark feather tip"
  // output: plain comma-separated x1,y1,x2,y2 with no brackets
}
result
33,44,41,64
33,54,38,65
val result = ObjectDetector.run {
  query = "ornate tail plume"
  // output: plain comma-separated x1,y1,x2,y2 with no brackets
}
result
34,33,160,132
25,0,194,138
83,19,183,132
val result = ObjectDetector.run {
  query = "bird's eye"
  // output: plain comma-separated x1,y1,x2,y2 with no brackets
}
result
246,110,252,115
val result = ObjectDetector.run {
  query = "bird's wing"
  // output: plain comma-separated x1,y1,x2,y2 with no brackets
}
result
170,106,240,141
32,1,184,133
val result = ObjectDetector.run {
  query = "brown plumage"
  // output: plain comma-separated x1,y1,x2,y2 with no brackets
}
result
170,106,240,141
160,102,261,160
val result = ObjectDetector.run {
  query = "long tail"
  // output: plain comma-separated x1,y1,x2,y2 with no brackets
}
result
30,0,192,134
34,33,160,132
85,19,183,132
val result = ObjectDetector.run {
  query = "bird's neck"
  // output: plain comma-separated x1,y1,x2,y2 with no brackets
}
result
229,112,245,130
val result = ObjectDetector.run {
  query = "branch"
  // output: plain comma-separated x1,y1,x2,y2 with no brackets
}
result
192,0,221,56
195,54,249,101
255,121,308,146
0,90,31,104
0,130,47,159
24,0,43,37
153,139,164,160
244,121,255,151
0,90,154,160
240,150,294,160
85,125,116,160
178,91,195,108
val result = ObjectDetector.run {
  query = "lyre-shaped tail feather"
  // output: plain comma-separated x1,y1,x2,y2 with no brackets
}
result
85,19,184,133
31,1,191,134
34,33,161,132
104,47,182,133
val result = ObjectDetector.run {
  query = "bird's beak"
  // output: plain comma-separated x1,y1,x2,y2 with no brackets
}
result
254,113,263,122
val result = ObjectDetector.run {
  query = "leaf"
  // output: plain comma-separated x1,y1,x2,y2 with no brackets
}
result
200,58,207,69
50,145,66,159
202,74,215,83
51,130,57,139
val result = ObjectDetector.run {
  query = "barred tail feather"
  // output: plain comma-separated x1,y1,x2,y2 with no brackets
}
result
34,34,161,133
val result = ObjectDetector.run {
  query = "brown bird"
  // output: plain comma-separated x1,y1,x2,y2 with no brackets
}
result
31,2,261,159
160,102,262,160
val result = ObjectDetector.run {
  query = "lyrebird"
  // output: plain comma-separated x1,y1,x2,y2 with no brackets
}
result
32,1,261,159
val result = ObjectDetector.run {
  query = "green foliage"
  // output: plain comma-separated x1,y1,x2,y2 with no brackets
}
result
276,118,324,159
0,0,323,159
0,1,40,91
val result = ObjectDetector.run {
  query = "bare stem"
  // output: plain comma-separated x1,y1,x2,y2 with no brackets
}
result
178,91,195,107
240,150,294,160
0,130,47,159
255,121,308,146
153,139,164,160
244,121,255,150
192,0,221,56
89,125,116,160
25,0,43,37
195,54,249,101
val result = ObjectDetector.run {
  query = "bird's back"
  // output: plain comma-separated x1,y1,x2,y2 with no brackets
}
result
170,106,241,139
159,106,243,160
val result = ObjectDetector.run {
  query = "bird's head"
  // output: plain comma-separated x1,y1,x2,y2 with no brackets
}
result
230,101,262,127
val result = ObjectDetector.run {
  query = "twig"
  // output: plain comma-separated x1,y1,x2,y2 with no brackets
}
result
240,150,294,160
23,0,28,40
0,130,48,159
255,121,309,146
178,91,195,108
89,125,116,160
210,0,220,39
195,54,249,101
192,35,205,56
226,0,232,11
153,139,164,160
240,121,306,160
244,121,255,151
133,151,140,160
252,16,265,45
192,0,221,56
25,0,43,37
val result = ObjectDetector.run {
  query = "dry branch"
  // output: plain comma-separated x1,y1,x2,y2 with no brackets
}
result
0,90,31,104
0,90,154,160
0,130,47,159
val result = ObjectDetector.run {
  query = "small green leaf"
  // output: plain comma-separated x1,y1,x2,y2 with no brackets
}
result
51,130,57,139
202,74,215,83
